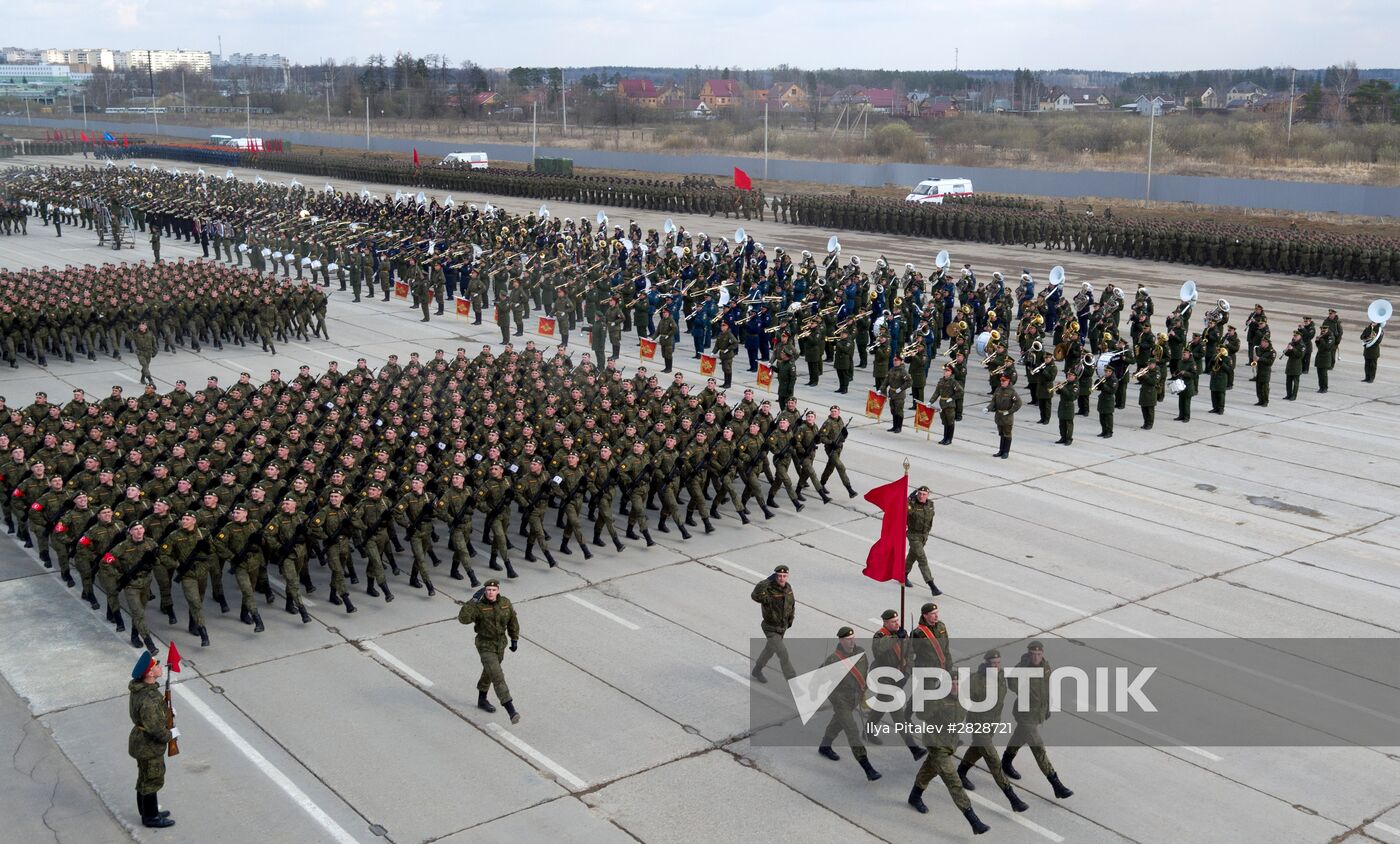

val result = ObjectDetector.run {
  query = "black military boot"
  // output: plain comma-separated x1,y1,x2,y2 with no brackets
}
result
543,548,557,568
523,541,537,563
130,626,143,648
113,608,125,632
642,529,655,547
656,515,670,534
611,531,625,552
409,571,423,589
188,614,198,635
84,588,100,610
764,493,778,510
790,495,804,512
581,543,593,560
298,603,312,623
845,482,858,498
366,580,380,597
678,523,691,540
379,580,393,602
1048,772,1074,799
909,744,926,760
927,579,942,596
760,503,775,520
962,807,990,835
165,606,177,625
347,567,359,585
140,794,175,828
957,760,976,790
252,611,265,633
330,589,343,605
450,561,465,580
503,700,521,724
702,517,715,534
818,745,840,761
559,538,572,556
240,606,252,625
285,594,297,615
708,502,721,520
625,525,639,541
39,549,52,566
424,577,436,596
477,692,497,713
143,634,158,655
504,561,518,579
1003,784,1029,812
468,569,481,586
342,593,356,614
1001,749,1021,780
908,785,929,813
857,755,882,781
198,626,210,648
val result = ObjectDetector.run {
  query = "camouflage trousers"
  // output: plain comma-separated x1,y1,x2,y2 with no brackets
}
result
476,641,512,703
1006,722,1057,777
915,746,971,811
960,732,1013,789
135,756,166,795
819,701,868,759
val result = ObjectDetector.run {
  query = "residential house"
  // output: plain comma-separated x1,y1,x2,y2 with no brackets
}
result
617,79,659,108
467,91,502,117
1198,86,1220,109
920,95,960,118
656,83,689,110
699,79,743,110
862,88,899,114
689,100,713,119
1226,81,1267,107
1248,91,1304,113
1125,94,1175,116
1065,87,1111,110
767,82,807,111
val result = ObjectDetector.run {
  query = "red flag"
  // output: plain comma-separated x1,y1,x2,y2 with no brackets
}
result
80,131,89,143
412,148,420,167
166,641,182,673
733,167,752,191
122,134,128,147
862,476,909,583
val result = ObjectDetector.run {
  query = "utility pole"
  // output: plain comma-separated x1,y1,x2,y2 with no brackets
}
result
326,87,331,122
562,87,567,136
1144,102,1156,207
82,92,87,130
763,102,769,178
25,99,31,126
181,72,187,114
149,52,160,135
365,96,370,150
245,92,251,140
1286,68,1297,147
531,100,538,164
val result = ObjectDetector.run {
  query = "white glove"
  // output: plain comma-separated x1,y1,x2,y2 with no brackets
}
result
169,727,181,739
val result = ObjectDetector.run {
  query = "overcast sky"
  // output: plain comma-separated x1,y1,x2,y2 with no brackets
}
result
9,0,1393,72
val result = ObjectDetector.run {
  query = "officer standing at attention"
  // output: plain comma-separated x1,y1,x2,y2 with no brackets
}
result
127,651,177,829
458,578,522,723
750,564,796,683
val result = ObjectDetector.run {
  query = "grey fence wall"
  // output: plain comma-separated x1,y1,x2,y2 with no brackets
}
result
5,115,1398,217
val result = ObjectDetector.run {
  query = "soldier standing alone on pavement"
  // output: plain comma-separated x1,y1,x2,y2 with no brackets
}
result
904,485,941,595
127,651,177,829
458,579,522,723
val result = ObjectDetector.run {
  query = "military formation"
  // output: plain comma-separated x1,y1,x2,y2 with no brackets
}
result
753,562,1074,836
0,262,329,376
4,163,1387,460
88,141,1400,284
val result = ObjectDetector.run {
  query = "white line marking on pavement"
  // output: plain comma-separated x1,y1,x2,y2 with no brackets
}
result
967,791,1065,842
484,722,587,791
563,594,640,630
790,511,868,541
362,641,435,688
711,556,764,579
1372,821,1400,839
714,665,751,687
172,685,362,844
1100,713,1223,761
112,370,139,382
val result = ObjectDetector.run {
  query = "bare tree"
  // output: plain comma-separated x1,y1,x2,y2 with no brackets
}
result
1324,60,1358,123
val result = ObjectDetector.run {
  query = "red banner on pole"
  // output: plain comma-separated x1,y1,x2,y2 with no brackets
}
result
538,316,556,336
914,401,935,431
699,354,717,376
639,337,657,360
861,476,909,583
866,390,887,419
733,167,752,191
456,298,471,317
755,362,773,390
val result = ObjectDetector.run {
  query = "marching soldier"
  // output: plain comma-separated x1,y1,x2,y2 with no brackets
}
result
867,610,928,760
905,485,940,595
457,578,521,724
750,564,796,683
1001,641,1074,800
817,406,857,498
907,674,991,835
816,627,883,782
956,649,1030,812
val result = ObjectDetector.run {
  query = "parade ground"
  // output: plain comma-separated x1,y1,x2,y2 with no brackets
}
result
2,154,1399,844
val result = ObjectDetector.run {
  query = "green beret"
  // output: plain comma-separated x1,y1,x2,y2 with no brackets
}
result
483,579,500,588
984,649,1001,660
1028,640,1044,651
920,602,938,615
773,565,789,574
880,609,898,621
837,626,854,638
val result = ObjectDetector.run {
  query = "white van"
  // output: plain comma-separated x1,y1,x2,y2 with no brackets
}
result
442,151,489,169
904,177,974,204
209,134,233,146
225,137,264,151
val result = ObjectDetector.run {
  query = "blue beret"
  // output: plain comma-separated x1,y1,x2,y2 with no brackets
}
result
131,652,154,680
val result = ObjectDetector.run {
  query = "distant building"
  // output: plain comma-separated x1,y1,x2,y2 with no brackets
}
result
1197,86,1220,109
216,53,290,71
1125,94,1176,116
117,49,212,74
3,47,42,63
616,79,659,108
1226,81,1266,107
699,79,743,110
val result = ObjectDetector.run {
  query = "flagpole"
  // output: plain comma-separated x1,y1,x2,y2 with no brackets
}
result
900,459,909,626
